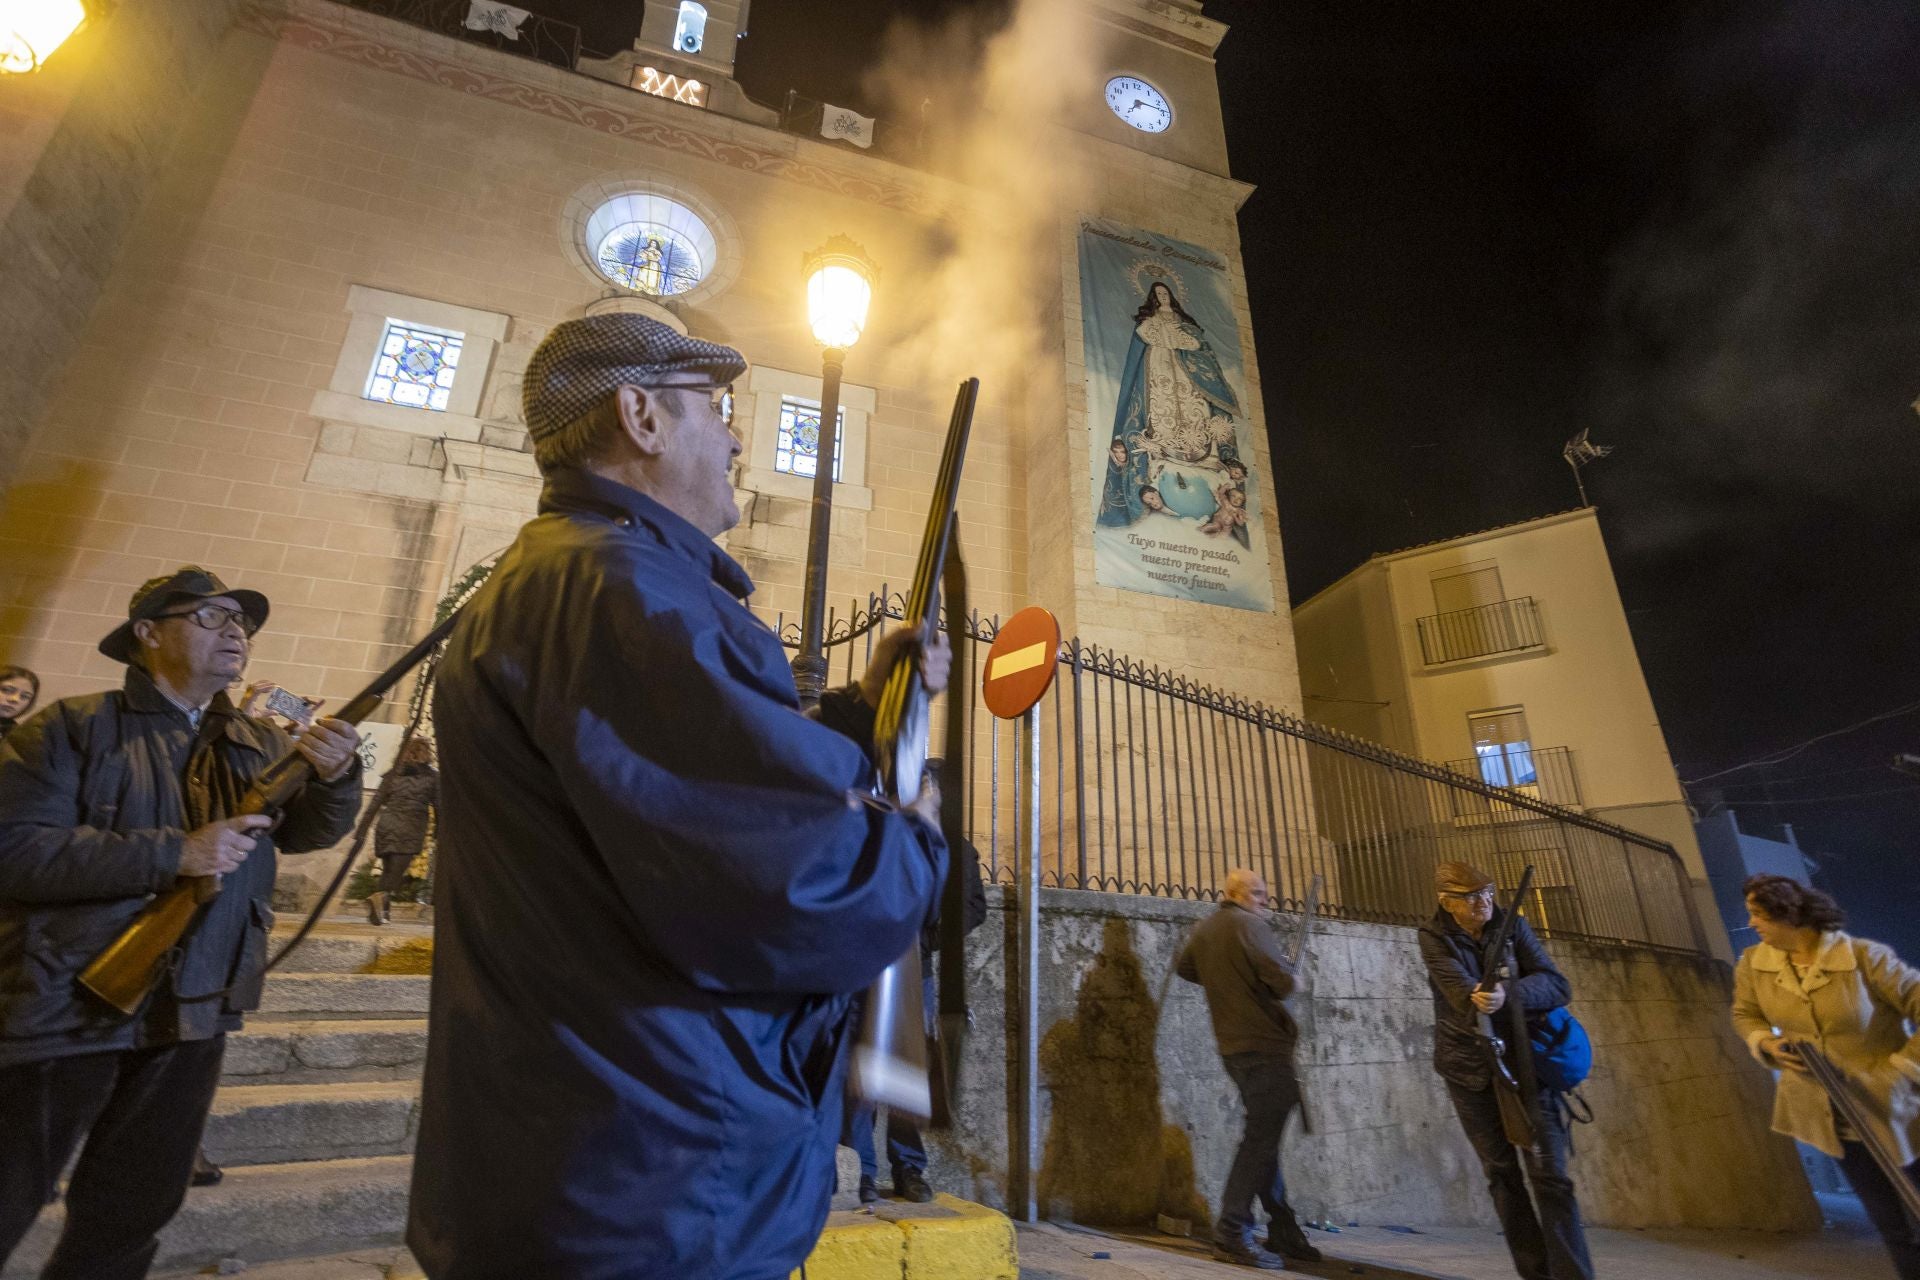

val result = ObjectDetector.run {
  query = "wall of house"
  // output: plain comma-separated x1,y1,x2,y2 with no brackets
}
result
1291,562,1412,746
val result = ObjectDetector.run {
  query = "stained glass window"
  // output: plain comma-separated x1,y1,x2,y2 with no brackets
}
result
595,222,705,296
364,320,464,412
774,397,844,481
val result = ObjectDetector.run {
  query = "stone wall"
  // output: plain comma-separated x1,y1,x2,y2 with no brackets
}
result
0,0,247,484
907,887,1817,1233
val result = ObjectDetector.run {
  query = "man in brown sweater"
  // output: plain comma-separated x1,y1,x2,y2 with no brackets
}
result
1176,868,1320,1270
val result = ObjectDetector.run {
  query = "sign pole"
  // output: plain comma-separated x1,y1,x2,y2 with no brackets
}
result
1017,703,1042,1224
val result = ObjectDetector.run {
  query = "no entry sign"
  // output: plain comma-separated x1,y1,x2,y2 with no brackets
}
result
982,606,1061,720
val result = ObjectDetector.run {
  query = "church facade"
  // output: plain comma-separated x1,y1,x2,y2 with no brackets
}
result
0,0,1301,724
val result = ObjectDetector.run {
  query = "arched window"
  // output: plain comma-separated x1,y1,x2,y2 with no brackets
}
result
584,193,716,297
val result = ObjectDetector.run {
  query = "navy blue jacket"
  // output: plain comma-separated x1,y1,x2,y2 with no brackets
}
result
408,470,947,1280
1417,906,1571,1090
0,669,362,1064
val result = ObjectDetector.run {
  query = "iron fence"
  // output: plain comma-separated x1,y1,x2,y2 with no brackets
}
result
1416,597,1546,664
775,591,1707,957
333,0,582,70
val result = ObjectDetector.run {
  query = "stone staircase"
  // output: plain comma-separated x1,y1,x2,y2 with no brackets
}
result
7,920,869,1278
5,922,430,1277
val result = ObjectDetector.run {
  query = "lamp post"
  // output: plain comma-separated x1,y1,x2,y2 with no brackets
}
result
791,236,875,709
1,0,89,73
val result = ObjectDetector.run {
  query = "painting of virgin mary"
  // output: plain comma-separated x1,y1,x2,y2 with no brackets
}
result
1104,281,1243,522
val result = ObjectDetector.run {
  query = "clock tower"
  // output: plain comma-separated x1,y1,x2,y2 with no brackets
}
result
1077,0,1232,176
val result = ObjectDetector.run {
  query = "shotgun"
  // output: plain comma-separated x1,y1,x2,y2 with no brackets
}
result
1795,1040,1920,1222
77,610,465,1015
851,377,977,1119
1474,864,1539,1152
1285,873,1323,967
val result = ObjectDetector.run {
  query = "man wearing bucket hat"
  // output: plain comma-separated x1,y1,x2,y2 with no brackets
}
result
409,312,948,1280
0,567,363,1276
1419,861,1592,1280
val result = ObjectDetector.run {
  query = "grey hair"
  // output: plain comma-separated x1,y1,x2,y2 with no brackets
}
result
532,391,627,476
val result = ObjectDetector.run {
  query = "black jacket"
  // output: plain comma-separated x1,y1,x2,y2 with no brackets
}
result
1417,906,1571,1090
373,762,437,859
408,469,945,1280
0,668,362,1065
1176,901,1298,1059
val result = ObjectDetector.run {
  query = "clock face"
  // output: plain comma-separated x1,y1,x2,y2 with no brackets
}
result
1105,76,1172,134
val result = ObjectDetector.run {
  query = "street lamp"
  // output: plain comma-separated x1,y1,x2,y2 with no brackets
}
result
1,0,89,73
791,236,875,708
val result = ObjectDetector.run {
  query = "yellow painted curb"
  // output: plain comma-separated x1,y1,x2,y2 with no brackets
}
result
792,1197,1017,1280
788,1212,904,1280
362,938,434,974
892,1194,1019,1280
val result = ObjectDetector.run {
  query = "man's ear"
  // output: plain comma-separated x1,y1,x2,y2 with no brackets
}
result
614,384,668,458
132,619,160,653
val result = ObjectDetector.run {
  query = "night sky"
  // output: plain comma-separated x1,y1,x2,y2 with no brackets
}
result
556,0,1920,953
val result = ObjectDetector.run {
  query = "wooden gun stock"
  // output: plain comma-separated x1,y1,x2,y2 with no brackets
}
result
76,610,465,1016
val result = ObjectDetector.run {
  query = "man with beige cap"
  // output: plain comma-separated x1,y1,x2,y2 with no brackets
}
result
1418,860,1593,1280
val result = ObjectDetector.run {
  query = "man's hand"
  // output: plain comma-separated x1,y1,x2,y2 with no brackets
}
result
859,623,953,707
294,717,361,782
179,815,273,878
1471,984,1507,1016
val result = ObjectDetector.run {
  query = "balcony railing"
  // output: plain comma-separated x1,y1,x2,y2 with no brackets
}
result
333,0,583,71
1416,597,1545,664
1445,745,1582,810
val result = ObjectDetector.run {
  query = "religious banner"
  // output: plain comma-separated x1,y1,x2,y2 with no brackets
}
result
1078,218,1274,612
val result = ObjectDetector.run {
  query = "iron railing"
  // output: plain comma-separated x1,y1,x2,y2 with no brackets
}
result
1416,597,1546,664
333,0,582,70
1444,745,1582,809
776,591,1706,956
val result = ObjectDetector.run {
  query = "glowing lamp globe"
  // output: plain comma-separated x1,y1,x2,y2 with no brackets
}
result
803,237,875,351
1,0,88,73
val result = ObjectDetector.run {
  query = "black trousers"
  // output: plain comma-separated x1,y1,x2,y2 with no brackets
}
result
0,1037,226,1280
378,853,414,895
1447,1080,1594,1280
1838,1141,1920,1279
1215,1052,1300,1244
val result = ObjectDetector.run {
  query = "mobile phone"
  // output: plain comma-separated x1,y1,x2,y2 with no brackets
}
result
262,685,316,725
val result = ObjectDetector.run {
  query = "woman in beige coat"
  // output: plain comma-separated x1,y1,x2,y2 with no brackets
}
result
1731,873,1920,1278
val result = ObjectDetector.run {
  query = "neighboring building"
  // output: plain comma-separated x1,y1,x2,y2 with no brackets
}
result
1291,507,1731,959
1695,807,1815,950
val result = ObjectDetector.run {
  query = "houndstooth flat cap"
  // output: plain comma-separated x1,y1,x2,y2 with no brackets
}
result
521,313,747,441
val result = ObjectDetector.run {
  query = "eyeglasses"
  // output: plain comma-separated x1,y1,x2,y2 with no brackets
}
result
153,603,259,637
1441,887,1496,905
668,381,735,428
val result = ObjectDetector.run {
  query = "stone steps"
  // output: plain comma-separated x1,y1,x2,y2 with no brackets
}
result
259,973,430,1019
4,1156,413,1279
203,1081,420,1166
224,1019,429,1083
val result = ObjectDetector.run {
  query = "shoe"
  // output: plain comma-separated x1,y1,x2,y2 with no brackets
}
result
1267,1205,1324,1263
190,1151,223,1188
857,1175,878,1207
1209,1237,1288,1270
365,892,386,926
894,1169,934,1203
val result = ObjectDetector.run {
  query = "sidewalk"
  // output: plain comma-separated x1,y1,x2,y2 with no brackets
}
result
1018,1194,1893,1279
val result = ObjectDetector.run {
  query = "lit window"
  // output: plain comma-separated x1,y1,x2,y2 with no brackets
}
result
584,193,716,297
1470,707,1537,789
774,397,844,480
673,1,708,54
364,320,464,411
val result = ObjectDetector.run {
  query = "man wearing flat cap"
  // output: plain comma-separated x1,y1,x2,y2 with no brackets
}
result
1419,861,1592,1280
0,567,362,1275
409,313,948,1279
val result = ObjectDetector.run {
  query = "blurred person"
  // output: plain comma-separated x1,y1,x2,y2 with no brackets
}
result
1733,874,1920,1278
0,567,362,1277
1176,868,1320,1270
368,737,438,925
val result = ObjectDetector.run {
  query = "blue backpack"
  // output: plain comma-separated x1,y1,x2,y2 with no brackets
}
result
1528,1006,1593,1094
